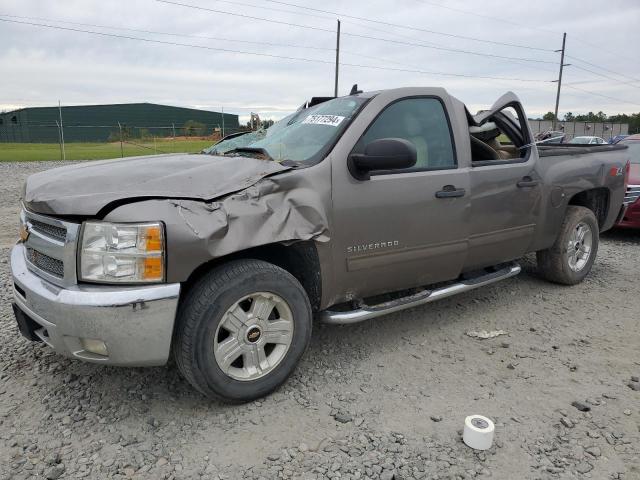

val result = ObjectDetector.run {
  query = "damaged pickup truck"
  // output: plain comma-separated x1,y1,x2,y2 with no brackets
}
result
11,87,630,401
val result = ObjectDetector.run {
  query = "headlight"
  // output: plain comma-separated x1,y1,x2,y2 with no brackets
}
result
79,221,165,283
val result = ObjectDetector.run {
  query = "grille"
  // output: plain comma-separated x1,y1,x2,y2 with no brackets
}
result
30,219,67,242
22,210,79,286
26,247,64,278
624,185,640,206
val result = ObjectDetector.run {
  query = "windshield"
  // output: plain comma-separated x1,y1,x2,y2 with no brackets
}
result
203,130,267,155
622,141,640,164
569,137,592,144
203,111,300,155
206,97,366,164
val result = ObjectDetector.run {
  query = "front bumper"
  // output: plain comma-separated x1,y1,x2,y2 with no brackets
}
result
10,243,180,366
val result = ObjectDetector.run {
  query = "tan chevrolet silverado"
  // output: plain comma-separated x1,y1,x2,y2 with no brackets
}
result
11,87,630,401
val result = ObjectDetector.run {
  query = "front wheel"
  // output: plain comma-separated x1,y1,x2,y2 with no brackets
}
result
174,259,312,402
536,206,599,285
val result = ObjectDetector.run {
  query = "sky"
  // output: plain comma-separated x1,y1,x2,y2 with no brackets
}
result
1,0,639,124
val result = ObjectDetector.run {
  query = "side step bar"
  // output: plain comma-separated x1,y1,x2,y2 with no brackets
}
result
320,263,521,325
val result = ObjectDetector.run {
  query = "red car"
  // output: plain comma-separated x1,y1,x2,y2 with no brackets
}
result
617,134,640,228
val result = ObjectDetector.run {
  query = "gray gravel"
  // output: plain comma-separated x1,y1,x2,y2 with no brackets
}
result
1,161,639,479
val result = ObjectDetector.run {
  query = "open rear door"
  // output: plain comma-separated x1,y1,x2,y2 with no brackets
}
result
464,91,541,270
472,91,532,149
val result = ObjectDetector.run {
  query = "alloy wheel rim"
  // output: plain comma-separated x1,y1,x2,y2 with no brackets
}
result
213,292,294,381
567,222,593,272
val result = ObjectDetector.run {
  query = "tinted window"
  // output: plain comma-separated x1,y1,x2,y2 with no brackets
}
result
354,98,456,170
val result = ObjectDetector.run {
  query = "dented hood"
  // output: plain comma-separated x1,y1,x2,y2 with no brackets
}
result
23,153,290,216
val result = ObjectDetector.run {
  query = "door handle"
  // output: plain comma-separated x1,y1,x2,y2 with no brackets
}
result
435,185,466,198
517,176,539,188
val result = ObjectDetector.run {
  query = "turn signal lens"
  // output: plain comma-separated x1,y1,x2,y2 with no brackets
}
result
143,257,163,281
142,225,163,252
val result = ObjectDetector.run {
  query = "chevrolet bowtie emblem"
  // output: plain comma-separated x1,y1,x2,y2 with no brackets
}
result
19,223,30,242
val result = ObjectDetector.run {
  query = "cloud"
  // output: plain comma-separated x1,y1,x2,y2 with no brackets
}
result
1,0,639,119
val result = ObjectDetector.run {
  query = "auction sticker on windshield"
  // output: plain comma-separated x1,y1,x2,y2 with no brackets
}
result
302,114,345,127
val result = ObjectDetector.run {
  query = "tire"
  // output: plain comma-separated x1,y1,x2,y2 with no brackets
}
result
174,259,312,402
536,206,599,285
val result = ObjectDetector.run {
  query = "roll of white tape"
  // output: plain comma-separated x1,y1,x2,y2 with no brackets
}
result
463,415,495,450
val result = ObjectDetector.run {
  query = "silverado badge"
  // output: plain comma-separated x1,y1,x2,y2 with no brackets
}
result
347,240,399,254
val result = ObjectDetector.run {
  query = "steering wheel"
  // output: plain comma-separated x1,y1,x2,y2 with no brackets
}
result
470,135,500,161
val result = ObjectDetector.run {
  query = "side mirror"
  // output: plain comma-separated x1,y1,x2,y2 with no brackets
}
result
348,138,417,180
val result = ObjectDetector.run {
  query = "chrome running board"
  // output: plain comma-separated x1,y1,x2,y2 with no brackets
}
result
320,263,521,325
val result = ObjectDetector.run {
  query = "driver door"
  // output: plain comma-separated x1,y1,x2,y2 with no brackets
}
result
329,95,471,300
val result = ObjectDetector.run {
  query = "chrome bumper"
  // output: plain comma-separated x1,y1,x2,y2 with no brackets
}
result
10,243,180,366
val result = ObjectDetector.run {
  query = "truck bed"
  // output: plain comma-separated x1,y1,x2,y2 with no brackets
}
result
537,143,627,157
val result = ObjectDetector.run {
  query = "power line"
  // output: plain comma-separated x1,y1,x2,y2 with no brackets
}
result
342,45,558,93
341,28,557,65
566,54,640,84
340,62,549,83
155,0,335,33
412,0,560,36
563,85,640,108
6,12,634,111
343,18,559,76
567,37,637,64
189,0,336,21
569,64,640,90
0,17,552,84
0,13,335,52
412,0,639,65
255,0,555,52
155,0,558,65
345,18,443,49
6,12,633,83
0,18,335,62
413,0,640,85
0,13,556,69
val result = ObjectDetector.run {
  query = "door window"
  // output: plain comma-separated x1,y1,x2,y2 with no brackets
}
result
353,98,456,171
470,105,530,165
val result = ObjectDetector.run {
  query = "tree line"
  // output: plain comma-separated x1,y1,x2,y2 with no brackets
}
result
538,111,640,134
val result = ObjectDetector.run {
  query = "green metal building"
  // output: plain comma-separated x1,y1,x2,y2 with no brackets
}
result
0,103,239,143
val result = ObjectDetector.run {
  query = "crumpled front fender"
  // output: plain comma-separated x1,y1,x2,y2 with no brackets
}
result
103,166,331,283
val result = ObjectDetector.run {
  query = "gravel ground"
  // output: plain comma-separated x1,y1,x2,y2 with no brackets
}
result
1,161,639,480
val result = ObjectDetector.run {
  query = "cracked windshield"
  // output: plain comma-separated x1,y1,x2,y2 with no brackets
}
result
204,96,366,163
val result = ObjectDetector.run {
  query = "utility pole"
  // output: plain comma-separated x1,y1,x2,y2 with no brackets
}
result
553,33,569,131
55,120,63,161
58,100,66,161
221,105,225,137
117,121,124,158
334,19,340,97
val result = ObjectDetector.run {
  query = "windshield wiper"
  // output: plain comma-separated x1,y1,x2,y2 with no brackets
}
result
225,147,274,161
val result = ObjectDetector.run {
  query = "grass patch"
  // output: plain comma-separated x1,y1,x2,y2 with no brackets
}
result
0,139,215,162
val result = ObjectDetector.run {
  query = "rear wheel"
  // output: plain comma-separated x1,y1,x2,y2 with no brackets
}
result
174,259,312,402
536,206,599,285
